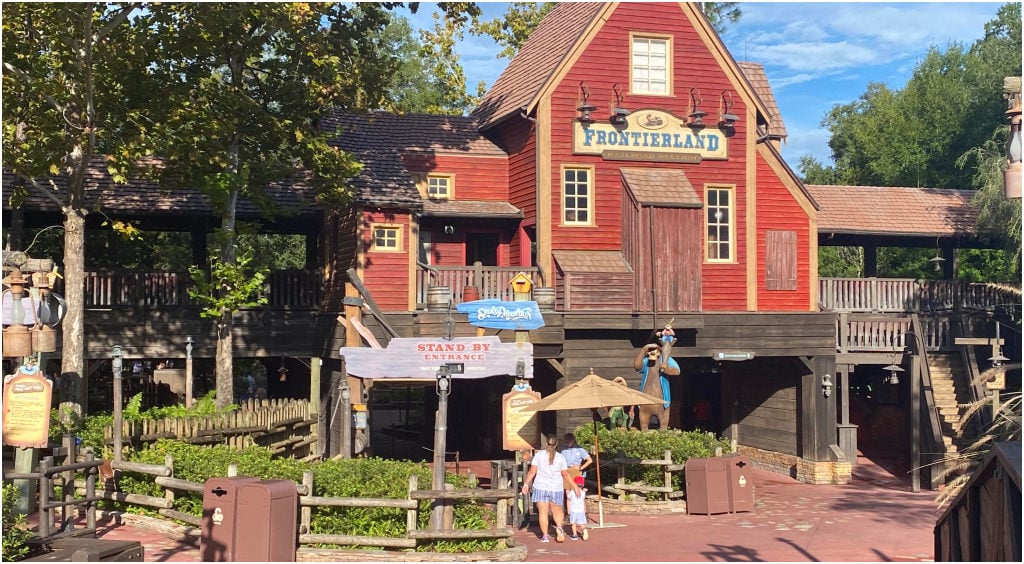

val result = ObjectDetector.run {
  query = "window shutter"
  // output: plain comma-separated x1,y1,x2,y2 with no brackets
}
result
766,230,797,291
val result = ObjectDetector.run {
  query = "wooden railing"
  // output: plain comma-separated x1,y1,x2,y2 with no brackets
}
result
837,313,958,352
819,278,1019,313
416,264,540,304
81,269,321,308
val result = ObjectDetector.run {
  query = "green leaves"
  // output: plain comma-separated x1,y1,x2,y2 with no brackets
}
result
188,247,269,319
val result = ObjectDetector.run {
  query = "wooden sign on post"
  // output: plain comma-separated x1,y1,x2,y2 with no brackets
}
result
2,368,52,448
502,387,541,451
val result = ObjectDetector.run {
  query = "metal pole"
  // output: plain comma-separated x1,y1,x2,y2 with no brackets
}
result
112,346,123,462
430,366,451,530
340,380,352,459
184,336,194,408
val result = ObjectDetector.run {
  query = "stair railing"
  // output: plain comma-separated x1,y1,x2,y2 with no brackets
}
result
953,316,992,431
909,314,948,490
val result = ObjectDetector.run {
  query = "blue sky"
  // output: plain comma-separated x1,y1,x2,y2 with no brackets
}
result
402,1,1007,166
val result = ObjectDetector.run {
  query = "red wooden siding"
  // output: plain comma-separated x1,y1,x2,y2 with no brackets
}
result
756,152,812,311
360,209,413,311
401,154,508,201
498,118,537,267
543,2,751,310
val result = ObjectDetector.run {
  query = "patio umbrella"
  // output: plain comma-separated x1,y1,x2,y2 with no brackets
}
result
522,369,665,527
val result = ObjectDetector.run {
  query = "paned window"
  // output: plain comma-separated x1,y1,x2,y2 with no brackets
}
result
427,175,453,199
563,167,592,225
706,187,733,261
371,225,401,252
631,36,669,95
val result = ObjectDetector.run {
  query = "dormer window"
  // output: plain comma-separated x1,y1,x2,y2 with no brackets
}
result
631,35,670,95
427,174,453,199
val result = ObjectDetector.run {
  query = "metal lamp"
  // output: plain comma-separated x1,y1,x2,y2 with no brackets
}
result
821,373,833,398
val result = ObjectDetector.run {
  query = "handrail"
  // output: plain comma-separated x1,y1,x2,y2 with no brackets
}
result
819,278,1021,313
910,314,947,489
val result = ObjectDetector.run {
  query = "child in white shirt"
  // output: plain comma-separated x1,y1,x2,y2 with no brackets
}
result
566,475,589,540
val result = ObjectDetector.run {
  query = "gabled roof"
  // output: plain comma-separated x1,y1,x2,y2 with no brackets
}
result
473,2,774,133
319,110,506,209
737,62,787,140
471,2,604,129
421,199,522,219
620,167,702,208
807,185,978,237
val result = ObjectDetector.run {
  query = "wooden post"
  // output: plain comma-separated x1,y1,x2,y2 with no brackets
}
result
340,379,352,459
310,357,322,457
429,368,450,530
406,474,418,538
300,471,313,534
112,347,124,462
164,454,175,510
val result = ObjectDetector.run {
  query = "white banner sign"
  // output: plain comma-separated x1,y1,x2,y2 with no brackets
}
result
341,337,533,379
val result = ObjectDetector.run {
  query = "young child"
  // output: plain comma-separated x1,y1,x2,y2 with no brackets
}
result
566,475,589,541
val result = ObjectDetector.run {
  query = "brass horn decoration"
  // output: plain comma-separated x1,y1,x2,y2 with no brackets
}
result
687,88,706,129
609,83,629,124
718,90,739,132
576,81,596,124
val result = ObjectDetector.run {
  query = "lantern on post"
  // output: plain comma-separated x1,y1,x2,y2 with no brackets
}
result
2,268,33,358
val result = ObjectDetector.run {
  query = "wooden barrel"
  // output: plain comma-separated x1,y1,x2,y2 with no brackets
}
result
426,286,451,312
533,287,556,311
461,286,480,303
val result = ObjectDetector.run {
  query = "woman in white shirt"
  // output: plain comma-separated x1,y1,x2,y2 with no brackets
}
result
520,435,577,543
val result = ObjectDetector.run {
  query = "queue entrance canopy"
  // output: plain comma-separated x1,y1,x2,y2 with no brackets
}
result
340,336,533,380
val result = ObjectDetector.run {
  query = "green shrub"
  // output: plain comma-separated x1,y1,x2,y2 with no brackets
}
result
573,426,732,497
2,484,33,562
116,441,496,553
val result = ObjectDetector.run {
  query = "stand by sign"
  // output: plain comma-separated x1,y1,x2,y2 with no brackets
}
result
502,386,541,451
341,337,533,379
455,299,545,330
2,367,52,448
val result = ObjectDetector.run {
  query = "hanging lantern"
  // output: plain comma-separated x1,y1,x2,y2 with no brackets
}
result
2,268,33,358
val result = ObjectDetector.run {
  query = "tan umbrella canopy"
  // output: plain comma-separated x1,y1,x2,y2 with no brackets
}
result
522,370,666,412
521,369,665,527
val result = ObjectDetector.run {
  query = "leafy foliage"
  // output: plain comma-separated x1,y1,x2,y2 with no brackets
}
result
2,484,33,562
574,426,732,496
470,3,555,60
115,441,496,552
187,249,269,319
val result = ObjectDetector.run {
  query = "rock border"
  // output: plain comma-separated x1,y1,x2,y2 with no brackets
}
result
586,496,687,515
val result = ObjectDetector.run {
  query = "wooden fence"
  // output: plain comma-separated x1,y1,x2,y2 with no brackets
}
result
416,264,540,305
72,459,515,553
102,399,317,458
600,450,685,502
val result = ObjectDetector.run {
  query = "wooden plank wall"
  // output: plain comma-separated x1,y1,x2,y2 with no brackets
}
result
729,361,800,456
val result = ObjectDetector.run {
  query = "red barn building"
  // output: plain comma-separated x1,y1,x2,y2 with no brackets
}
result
322,2,844,482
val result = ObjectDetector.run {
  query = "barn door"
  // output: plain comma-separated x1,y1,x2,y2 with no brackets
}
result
652,206,702,311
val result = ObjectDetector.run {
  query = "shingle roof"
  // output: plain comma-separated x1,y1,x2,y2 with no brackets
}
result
472,2,604,129
319,111,507,209
553,250,633,273
806,185,978,237
620,167,702,208
737,62,787,140
421,199,522,219
2,156,320,218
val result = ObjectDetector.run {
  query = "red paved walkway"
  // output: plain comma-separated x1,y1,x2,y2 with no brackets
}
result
36,455,939,562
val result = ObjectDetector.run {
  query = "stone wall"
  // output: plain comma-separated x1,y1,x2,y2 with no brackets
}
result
738,445,852,485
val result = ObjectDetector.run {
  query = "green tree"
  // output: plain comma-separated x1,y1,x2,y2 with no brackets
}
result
2,3,150,415
141,4,368,407
419,6,484,115
797,155,839,185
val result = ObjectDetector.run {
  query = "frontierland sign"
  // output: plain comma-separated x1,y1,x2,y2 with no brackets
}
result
573,109,727,161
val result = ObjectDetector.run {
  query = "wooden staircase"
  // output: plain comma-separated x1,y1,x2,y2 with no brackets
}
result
927,353,975,464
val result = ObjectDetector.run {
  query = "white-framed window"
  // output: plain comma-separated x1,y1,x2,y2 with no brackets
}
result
427,174,453,199
370,224,402,252
705,186,733,262
631,35,670,95
562,166,593,225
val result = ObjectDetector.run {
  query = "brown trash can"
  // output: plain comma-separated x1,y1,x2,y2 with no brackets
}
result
234,479,298,562
201,476,260,561
724,454,754,513
684,457,730,515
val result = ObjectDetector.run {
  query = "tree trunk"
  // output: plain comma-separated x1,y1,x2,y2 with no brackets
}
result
60,209,87,416
215,316,234,409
